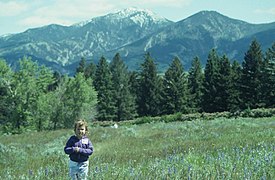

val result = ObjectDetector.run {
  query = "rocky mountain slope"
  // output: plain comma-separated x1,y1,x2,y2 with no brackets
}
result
0,8,274,73
111,10,275,70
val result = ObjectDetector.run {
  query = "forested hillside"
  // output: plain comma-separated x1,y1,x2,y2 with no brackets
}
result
0,39,275,133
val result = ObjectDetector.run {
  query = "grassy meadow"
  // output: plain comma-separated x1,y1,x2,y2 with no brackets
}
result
0,117,274,179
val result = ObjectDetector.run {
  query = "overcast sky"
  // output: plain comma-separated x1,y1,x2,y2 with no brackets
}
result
1,0,275,36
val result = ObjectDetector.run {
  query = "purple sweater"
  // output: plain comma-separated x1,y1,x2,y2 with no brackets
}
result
64,135,94,162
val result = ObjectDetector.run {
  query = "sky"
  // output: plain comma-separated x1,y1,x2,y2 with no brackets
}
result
1,0,275,36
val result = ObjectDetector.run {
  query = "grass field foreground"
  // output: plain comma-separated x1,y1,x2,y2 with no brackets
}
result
0,117,274,179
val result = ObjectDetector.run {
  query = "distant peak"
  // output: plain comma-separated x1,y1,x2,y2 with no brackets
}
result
193,10,225,18
116,7,152,14
189,10,250,25
183,10,234,24
72,7,170,28
119,7,149,13
114,7,166,20
198,10,220,14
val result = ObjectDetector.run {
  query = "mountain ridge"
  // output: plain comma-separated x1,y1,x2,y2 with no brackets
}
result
108,10,275,70
0,8,274,74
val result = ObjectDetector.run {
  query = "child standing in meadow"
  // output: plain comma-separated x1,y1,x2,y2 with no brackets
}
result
64,119,94,180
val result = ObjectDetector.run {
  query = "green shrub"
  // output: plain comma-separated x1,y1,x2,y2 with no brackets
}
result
91,108,275,127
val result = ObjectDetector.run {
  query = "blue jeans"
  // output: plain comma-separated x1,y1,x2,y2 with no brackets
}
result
69,160,89,180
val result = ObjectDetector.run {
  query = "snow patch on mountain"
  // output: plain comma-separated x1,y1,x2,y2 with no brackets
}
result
72,7,169,28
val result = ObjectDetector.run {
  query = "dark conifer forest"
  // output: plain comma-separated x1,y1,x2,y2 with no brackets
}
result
0,40,275,133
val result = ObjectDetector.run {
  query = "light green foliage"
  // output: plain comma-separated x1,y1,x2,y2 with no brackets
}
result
0,59,13,125
63,73,97,127
0,117,273,179
0,58,97,132
4,57,55,131
0,59,12,77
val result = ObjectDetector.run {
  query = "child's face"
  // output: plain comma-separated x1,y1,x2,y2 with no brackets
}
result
75,125,86,139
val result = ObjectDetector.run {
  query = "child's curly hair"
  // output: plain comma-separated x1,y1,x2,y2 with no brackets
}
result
74,119,89,134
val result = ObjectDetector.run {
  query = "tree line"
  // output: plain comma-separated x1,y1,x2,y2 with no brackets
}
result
0,39,274,133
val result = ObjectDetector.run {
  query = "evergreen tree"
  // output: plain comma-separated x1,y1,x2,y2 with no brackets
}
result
229,60,242,111
138,53,162,116
202,49,220,113
129,71,139,101
262,42,275,107
162,56,188,114
76,57,86,74
215,55,232,112
128,71,140,116
85,62,96,80
110,53,137,121
76,57,97,80
188,56,204,112
48,71,62,91
240,39,263,109
94,56,116,120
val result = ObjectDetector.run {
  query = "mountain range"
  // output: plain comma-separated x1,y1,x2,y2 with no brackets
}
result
1,7,275,74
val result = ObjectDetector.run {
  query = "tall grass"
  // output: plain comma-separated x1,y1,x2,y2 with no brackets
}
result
0,117,274,179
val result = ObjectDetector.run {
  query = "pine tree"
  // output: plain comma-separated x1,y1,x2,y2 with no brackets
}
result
240,39,263,109
202,49,220,113
110,53,137,121
188,56,204,112
48,71,62,91
229,60,242,111
138,53,162,116
94,56,116,121
76,57,97,80
129,71,139,101
76,57,86,74
215,55,232,112
85,62,96,80
262,42,275,107
162,56,188,114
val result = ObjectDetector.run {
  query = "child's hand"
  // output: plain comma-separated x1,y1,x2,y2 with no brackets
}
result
74,147,80,153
